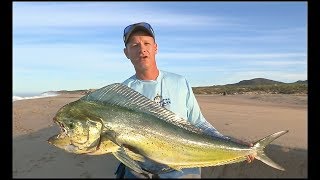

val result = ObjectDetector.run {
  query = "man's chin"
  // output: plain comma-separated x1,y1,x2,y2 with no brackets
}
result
135,61,149,67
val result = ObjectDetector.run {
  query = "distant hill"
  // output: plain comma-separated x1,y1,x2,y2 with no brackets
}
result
56,89,96,95
192,78,307,95
293,80,308,84
227,78,284,86
226,78,307,86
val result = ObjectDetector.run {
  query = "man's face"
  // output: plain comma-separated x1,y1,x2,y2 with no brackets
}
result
124,31,158,72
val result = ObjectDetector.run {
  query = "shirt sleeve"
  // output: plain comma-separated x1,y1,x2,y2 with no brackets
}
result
184,79,230,140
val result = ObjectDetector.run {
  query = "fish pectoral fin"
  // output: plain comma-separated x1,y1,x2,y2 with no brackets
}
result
86,140,119,155
112,146,149,175
122,145,145,162
87,135,119,155
124,148,145,162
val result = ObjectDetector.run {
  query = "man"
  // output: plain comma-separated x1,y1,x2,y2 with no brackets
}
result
115,22,254,178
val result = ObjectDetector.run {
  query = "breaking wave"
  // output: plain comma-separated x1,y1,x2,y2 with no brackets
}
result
13,92,59,102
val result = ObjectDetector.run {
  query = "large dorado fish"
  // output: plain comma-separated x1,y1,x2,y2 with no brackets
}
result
48,83,288,175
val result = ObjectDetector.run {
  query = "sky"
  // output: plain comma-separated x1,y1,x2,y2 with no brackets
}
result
13,2,307,95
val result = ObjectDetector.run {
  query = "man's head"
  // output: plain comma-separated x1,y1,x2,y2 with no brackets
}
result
123,22,158,74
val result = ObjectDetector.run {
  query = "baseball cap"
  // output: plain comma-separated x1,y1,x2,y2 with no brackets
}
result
123,22,155,45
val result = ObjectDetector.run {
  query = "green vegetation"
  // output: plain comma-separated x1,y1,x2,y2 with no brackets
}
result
57,89,96,95
53,78,307,95
192,83,308,95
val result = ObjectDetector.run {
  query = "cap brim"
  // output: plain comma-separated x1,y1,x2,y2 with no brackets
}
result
125,26,155,44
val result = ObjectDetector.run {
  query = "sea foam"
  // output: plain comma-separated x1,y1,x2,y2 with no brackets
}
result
13,92,59,102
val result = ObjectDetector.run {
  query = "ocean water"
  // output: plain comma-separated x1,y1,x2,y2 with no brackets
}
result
13,92,59,102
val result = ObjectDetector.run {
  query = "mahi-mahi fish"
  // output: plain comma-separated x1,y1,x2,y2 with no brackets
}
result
48,83,288,175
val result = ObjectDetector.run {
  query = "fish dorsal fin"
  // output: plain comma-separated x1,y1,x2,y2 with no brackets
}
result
82,83,203,134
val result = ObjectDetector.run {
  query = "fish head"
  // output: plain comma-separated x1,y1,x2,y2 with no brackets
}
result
48,100,104,154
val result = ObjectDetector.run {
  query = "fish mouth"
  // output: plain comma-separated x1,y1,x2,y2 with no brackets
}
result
53,117,69,137
48,117,70,146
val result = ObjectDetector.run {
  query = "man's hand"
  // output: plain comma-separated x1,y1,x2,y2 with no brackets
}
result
227,136,256,163
246,153,255,163
242,141,255,163
245,142,255,163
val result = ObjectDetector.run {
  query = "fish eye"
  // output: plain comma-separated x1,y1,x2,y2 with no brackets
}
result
67,120,75,129
69,123,75,129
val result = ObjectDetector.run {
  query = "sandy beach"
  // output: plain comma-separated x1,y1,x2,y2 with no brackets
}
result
12,93,307,178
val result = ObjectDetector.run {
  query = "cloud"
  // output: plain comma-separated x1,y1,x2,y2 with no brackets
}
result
13,2,232,29
249,60,307,66
157,52,307,60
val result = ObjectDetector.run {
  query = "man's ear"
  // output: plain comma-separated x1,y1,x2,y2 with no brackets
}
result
124,47,130,59
154,43,158,54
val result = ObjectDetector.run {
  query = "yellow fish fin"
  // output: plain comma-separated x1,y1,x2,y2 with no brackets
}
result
112,146,149,175
124,147,145,162
122,145,145,162
87,135,119,155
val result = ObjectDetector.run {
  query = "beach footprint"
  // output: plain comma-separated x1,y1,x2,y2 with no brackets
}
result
80,171,92,178
76,161,85,167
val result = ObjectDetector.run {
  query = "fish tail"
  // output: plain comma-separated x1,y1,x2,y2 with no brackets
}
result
253,130,289,171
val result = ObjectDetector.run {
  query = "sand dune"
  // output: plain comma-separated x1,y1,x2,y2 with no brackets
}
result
12,93,307,178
